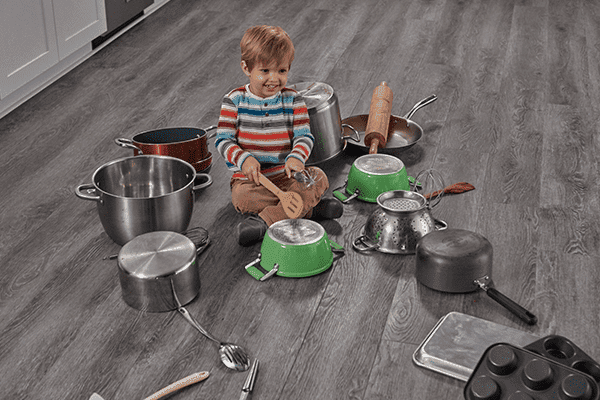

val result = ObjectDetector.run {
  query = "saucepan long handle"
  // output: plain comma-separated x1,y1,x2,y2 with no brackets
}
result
485,287,538,325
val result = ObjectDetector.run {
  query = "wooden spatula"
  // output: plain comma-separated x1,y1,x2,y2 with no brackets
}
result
364,81,394,154
258,173,304,219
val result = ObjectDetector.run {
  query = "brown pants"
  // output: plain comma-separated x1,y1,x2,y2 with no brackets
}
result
230,166,329,226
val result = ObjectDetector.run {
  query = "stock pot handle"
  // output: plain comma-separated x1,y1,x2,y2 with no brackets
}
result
341,124,360,143
204,125,218,140
114,138,143,154
193,173,213,191
244,255,264,281
333,181,360,204
74,184,101,203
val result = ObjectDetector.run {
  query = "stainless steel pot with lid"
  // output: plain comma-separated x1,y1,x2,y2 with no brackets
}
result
288,82,359,165
117,230,251,371
117,231,199,312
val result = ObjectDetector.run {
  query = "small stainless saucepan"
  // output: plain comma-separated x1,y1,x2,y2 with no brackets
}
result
117,231,250,371
415,228,538,325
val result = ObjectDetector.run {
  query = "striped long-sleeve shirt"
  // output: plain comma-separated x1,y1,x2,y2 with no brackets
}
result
215,85,314,179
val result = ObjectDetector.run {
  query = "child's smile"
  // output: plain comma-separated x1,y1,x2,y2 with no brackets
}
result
242,60,290,98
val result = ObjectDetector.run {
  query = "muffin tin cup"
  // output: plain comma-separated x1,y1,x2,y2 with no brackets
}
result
524,335,600,384
464,343,600,400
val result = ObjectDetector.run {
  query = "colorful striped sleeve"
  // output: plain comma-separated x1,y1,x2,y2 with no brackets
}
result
286,93,314,164
215,90,253,170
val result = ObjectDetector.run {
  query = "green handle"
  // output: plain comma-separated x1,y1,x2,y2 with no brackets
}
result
333,190,348,202
329,239,345,253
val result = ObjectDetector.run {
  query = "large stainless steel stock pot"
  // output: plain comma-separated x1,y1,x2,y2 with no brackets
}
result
75,155,212,245
288,82,359,165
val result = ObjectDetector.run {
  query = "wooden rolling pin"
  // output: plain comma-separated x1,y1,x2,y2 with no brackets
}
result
364,81,394,154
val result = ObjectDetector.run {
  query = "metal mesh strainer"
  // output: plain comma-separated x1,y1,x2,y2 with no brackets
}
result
381,197,422,211
268,219,325,246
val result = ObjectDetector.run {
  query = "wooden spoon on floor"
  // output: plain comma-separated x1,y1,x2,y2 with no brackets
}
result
258,173,304,219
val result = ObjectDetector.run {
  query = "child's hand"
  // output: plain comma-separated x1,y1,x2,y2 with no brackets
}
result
241,156,261,185
285,157,305,178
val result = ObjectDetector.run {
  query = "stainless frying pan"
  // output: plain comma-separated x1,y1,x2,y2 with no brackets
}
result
343,95,437,155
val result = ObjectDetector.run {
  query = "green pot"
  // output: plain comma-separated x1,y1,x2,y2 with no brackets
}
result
244,219,344,281
333,153,410,203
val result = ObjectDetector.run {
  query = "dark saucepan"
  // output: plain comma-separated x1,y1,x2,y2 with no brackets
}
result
415,228,537,325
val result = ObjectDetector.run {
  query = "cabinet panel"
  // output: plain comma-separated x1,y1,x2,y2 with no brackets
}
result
0,0,59,98
53,0,107,60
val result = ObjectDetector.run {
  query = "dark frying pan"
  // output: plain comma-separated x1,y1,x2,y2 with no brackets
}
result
342,95,437,155
415,228,538,325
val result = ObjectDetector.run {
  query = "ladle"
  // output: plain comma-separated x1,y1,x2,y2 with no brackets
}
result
171,281,250,371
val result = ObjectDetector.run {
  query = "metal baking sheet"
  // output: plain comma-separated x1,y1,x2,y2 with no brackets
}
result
412,312,539,381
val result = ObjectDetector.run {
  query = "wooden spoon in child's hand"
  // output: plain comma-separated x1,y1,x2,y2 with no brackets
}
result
258,173,304,219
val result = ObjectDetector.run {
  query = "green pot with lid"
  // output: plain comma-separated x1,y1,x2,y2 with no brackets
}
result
333,153,412,203
244,219,344,281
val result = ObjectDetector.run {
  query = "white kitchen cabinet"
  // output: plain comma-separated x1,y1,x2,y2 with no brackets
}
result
53,0,107,60
0,0,60,98
0,0,106,99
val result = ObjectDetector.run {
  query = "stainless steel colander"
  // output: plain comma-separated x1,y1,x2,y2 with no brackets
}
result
353,190,447,254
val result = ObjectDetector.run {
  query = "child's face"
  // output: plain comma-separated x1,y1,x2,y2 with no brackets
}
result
242,60,290,98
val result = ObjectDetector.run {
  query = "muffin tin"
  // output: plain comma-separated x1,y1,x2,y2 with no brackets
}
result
464,343,599,400
524,335,600,384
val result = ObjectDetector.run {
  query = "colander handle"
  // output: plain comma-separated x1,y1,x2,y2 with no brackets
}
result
434,218,448,230
352,235,379,252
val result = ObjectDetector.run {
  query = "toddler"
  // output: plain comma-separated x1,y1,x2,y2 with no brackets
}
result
215,25,342,246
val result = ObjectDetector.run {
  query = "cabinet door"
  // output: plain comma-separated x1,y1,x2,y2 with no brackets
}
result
0,0,60,98
53,0,107,60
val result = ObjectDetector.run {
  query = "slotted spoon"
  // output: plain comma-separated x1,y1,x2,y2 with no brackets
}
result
258,173,303,219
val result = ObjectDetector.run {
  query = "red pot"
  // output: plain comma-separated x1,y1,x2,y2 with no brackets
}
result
115,126,216,164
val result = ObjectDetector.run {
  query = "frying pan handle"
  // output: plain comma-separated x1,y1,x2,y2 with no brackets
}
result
341,124,361,143
114,137,143,154
403,94,437,121
485,287,538,325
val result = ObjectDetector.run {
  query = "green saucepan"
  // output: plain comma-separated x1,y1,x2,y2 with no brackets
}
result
333,153,412,203
244,219,344,281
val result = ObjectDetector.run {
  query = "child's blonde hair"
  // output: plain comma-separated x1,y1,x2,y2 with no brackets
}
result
240,26,295,71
